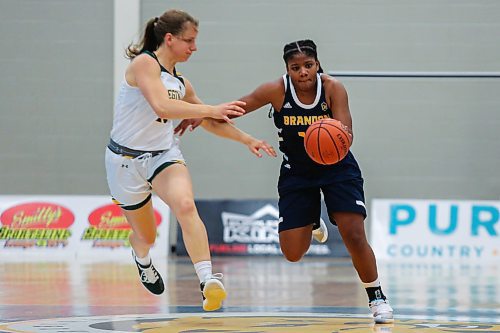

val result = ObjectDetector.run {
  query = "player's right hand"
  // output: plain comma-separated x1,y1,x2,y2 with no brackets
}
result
174,118,203,136
212,101,246,124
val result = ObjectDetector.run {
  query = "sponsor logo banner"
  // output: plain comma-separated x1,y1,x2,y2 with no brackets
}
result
0,202,74,249
371,199,499,261
0,195,169,260
176,199,348,257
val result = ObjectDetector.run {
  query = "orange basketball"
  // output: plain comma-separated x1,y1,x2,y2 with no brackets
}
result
304,118,352,165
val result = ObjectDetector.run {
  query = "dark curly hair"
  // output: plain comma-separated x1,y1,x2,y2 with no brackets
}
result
283,39,323,73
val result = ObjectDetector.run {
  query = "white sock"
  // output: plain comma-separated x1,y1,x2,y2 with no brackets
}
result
362,278,381,289
194,260,212,283
134,251,151,267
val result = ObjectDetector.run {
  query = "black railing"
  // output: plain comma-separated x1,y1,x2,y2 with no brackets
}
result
328,71,500,79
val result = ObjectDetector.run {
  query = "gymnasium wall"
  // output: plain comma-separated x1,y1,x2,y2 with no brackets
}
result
1,0,499,209
0,0,113,194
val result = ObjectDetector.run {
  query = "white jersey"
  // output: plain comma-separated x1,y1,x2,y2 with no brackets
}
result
110,53,186,151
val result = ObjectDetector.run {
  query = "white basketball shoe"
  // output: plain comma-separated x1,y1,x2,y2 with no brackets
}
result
369,299,394,324
312,219,329,243
200,273,227,311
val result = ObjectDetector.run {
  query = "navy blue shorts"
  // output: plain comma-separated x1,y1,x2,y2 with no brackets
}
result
277,178,367,232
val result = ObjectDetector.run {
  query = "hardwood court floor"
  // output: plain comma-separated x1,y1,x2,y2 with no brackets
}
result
0,256,498,332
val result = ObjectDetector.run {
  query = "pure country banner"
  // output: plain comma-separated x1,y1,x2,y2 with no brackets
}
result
371,199,499,261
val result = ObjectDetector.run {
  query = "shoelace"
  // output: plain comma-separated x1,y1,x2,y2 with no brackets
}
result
140,265,159,284
370,299,387,306
208,273,223,280
369,299,392,315
202,273,224,288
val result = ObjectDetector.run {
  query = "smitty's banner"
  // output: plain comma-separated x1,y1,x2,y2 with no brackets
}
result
176,199,348,257
0,195,169,261
371,199,499,261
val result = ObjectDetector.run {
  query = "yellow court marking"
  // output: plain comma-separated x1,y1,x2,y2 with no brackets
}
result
1,313,499,333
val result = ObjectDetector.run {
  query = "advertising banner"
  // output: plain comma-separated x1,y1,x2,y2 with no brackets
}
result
176,199,349,257
0,195,169,261
371,199,499,261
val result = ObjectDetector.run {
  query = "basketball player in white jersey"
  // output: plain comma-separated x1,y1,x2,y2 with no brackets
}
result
105,9,276,311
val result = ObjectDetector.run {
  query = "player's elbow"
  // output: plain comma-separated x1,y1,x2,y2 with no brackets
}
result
150,101,171,119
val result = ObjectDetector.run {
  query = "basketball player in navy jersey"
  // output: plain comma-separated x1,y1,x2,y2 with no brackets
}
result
106,9,276,312
177,39,393,323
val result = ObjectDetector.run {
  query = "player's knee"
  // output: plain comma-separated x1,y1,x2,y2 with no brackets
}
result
174,198,197,218
343,230,367,249
281,248,305,262
284,252,304,262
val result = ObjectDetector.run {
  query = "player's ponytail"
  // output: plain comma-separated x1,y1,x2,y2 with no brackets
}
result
126,17,159,59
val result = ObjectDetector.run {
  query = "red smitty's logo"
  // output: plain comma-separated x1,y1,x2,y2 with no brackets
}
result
0,202,75,229
88,204,162,229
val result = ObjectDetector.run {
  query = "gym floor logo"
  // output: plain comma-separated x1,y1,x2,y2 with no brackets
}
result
1,313,499,333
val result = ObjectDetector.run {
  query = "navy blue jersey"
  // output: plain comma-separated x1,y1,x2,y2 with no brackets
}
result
273,74,362,191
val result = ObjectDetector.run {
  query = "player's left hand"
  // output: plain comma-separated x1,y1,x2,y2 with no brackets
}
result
247,139,277,158
174,118,203,136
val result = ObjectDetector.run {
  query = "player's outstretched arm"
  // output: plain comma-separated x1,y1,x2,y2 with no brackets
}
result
175,78,283,135
176,78,276,158
131,55,246,122
200,119,277,158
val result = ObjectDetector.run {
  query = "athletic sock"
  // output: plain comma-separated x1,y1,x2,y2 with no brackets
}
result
134,252,152,267
194,260,212,283
363,279,386,302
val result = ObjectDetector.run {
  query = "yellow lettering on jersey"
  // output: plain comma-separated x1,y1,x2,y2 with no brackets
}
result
298,132,305,137
282,115,332,134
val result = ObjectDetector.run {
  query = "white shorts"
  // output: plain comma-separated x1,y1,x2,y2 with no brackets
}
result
105,144,185,209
